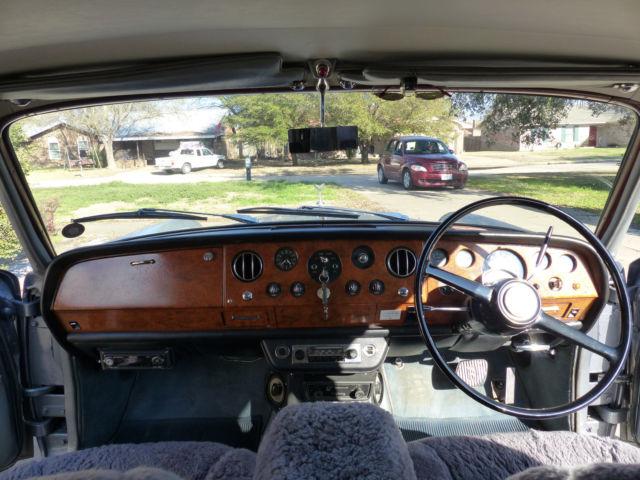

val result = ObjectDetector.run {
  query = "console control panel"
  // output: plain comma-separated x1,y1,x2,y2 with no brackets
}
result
262,337,387,371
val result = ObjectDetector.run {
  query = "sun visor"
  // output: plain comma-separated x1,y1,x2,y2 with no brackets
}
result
0,54,305,100
340,61,640,89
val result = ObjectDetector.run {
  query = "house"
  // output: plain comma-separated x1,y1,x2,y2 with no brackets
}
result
25,109,231,168
24,122,98,168
112,109,228,167
463,105,634,152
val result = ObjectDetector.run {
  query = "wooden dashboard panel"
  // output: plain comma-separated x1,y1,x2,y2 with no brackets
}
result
50,237,601,334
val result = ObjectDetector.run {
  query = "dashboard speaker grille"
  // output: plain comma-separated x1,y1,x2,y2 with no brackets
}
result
387,247,417,278
232,251,263,282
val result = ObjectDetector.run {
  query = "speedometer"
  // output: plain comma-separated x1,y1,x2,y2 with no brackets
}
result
482,250,525,285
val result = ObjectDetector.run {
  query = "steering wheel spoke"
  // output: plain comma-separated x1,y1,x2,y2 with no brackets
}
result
425,265,493,303
535,312,619,363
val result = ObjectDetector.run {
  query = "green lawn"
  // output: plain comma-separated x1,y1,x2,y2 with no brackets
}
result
468,172,640,226
468,147,625,163
32,180,374,251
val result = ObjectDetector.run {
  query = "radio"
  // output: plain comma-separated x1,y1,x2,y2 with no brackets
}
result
292,344,362,364
262,337,387,372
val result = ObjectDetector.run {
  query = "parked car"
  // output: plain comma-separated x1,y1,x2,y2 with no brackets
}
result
155,145,225,174
377,136,468,190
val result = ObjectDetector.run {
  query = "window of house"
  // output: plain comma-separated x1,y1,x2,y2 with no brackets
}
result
77,139,89,158
48,140,61,160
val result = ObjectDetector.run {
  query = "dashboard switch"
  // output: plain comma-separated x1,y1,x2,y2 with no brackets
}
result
369,279,385,295
241,291,253,301
345,280,361,296
291,281,306,297
267,282,282,297
397,287,410,297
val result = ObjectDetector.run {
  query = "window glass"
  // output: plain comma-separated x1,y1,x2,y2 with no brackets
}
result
6,92,637,267
48,141,61,160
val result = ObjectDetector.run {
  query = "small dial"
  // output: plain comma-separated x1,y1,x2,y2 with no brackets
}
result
352,246,375,269
531,251,551,271
266,282,282,297
308,250,342,283
557,254,577,273
430,248,448,267
290,282,306,297
275,247,299,271
369,279,385,295
345,280,361,296
455,249,475,269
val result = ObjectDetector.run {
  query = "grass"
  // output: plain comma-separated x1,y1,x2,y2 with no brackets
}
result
32,180,375,251
468,172,640,226
467,147,625,163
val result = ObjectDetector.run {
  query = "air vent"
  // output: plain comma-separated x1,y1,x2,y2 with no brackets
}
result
232,251,263,282
386,247,417,278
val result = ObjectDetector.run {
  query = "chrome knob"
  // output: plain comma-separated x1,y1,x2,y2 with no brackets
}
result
242,291,253,301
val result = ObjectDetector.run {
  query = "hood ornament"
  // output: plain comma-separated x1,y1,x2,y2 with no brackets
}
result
314,183,326,206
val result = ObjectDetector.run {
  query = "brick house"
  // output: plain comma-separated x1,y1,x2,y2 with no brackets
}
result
463,105,634,152
25,122,98,168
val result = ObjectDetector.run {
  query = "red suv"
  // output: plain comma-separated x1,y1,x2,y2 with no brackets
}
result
377,136,468,190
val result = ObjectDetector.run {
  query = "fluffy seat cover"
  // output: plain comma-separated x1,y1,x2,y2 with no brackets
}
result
0,442,255,480
254,402,417,480
409,429,640,480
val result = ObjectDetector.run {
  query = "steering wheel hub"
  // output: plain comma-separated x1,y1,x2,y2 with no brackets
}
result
496,280,541,328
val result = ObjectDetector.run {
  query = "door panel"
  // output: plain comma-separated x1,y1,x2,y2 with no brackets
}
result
0,270,24,470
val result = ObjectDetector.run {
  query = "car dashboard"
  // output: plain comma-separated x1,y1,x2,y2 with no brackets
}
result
45,225,604,347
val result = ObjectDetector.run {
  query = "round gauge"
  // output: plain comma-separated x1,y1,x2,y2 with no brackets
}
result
430,248,448,267
531,251,551,271
308,250,342,283
274,247,299,271
482,249,525,285
455,249,475,269
557,254,577,273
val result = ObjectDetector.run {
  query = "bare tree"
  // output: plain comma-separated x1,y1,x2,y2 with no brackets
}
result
64,103,160,170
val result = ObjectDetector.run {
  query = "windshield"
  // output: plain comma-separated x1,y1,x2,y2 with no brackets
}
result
6,92,637,259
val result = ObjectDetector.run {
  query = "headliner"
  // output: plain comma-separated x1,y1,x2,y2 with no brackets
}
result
2,0,640,108
1,0,639,74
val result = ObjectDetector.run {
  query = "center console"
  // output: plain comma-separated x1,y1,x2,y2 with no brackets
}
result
262,337,388,406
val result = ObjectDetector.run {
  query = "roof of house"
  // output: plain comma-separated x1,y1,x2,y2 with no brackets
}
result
25,108,226,141
115,108,226,141
559,105,626,126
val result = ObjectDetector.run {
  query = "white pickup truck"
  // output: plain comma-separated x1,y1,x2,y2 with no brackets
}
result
155,146,225,174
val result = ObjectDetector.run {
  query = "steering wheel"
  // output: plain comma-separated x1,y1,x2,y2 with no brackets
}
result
415,196,632,420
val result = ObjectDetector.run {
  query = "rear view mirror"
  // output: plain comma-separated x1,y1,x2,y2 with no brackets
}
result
288,126,358,153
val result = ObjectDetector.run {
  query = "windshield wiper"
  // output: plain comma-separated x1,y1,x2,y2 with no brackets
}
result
298,205,409,222
61,208,258,238
237,205,409,222
236,206,360,219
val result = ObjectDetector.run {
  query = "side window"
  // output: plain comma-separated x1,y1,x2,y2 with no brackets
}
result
202,148,213,156
77,139,89,158
48,140,61,160
405,141,417,153
385,140,395,152
437,141,448,153
394,142,404,155
196,150,202,156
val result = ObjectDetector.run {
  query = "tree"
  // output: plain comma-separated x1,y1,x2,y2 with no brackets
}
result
220,94,316,163
64,103,161,170
452,93,572,145
8,123,35,174
328,93,456,163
